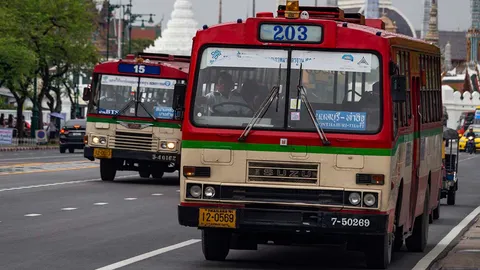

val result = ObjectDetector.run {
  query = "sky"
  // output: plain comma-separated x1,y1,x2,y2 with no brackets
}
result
113,0,471,32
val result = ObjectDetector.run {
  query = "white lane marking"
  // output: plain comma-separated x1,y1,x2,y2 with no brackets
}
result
24,213,41,217
61,208,77,211
0,155,82,161
151,193,163,196
412,205,480,270
459,155,479,163
124,198,137,201
95,239,201,270
0,174,137,193
94,202,108,206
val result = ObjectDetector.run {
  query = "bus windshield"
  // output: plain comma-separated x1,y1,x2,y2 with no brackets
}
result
191,47,382,133
95,74,176,119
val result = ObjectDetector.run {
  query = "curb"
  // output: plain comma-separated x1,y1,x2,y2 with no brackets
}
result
0,145,59,152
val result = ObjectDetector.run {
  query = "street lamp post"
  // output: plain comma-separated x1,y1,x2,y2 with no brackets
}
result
127,13,155,54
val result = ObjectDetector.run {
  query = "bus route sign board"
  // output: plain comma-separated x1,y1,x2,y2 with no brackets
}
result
118,63,161,75
259,24,323,43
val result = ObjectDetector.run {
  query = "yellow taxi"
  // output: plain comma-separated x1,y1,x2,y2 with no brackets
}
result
459,125,480,151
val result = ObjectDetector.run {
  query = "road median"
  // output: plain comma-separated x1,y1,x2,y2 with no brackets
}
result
0,145,59,152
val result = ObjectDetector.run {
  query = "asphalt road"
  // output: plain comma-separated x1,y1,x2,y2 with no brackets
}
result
0,149,479,270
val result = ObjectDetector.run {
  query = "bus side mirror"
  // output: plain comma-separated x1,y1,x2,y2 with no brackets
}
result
172,83,186,111
391,75,406,102
82,87,91,102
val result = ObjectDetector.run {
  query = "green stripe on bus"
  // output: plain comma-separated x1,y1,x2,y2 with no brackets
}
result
182,127,442,157
87,116,181,129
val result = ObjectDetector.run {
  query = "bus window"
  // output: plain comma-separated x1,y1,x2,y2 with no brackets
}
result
288,50,381,133
191,47,288,128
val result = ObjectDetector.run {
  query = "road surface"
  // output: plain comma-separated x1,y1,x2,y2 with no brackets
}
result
0,149,478,270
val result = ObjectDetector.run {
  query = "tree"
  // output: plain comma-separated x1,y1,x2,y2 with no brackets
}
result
2,0,100,129
0,5,37,137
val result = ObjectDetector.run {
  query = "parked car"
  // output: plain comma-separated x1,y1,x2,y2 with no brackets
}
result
59,119,86,153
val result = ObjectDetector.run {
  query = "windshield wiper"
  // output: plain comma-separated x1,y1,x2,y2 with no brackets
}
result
113,100,157,121
295,63,330,146
238,64,282,142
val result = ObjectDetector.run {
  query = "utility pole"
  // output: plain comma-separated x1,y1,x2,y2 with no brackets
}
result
252,0,255,16
218,0,222,23
315,0,318,6
106,0,111,60
31,70,38,138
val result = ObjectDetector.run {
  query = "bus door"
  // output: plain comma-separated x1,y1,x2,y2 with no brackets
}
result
409,74,422,230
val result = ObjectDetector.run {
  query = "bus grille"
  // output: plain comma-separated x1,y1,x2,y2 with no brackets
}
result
219,186,344,206
110,131,154,151
247,161,319,184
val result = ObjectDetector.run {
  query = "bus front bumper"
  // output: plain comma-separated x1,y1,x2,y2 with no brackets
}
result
178,204,388,236
84,146,179,165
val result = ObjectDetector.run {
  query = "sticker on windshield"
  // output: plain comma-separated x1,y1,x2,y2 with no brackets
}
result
154,106,174,119
315,110,367,131
291,112,300,121
290,99,301,110
98,108,119,115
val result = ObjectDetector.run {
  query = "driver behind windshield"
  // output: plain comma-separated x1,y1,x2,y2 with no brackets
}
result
205,72,250,116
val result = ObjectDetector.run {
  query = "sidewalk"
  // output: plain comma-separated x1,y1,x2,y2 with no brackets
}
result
430,214,480,270
0,144,59,152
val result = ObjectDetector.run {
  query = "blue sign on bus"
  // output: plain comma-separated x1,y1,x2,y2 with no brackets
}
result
118,63,161,75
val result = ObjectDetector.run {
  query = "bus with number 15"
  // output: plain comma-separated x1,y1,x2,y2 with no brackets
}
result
83,53,189,181
174,1,443,269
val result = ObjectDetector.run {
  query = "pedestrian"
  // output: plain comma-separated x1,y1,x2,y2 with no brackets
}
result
7,114,13,128
47,118,57,143
0,113,4,127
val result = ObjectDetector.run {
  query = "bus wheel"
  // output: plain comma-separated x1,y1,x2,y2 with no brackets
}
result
406,185,430,252
365,233,392,269
447,189,456,205
202,229,231,261
152,171,164,179
139,171,150,178
100,159,116,181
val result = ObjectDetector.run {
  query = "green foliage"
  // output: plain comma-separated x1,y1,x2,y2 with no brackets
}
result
123,38,155,57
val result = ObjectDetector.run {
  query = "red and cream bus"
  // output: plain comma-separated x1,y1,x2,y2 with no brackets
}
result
175,2,442,268
83,53,189,181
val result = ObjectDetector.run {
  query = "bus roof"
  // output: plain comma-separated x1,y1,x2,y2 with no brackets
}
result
193,5,439,54
93,56,189,79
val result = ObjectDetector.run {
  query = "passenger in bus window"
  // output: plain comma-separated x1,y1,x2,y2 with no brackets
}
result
204,71,252,116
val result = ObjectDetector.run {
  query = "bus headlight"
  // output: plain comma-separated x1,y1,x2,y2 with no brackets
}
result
363,193,377,207
92,135,107,146
348,192,361,206
189,185,202,198
159,140,176,151
204,186,216,198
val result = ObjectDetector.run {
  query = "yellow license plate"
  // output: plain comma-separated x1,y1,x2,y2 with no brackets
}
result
93,148,112,159
198,208,236,229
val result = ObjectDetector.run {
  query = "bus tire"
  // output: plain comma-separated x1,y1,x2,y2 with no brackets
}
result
139,171,150,178
60,147,66,153
433,201,440,220
100,159,116,181
152,171,164,179
202,229,230,261
405,185,430,252
447,190,456,205
365,233,392,269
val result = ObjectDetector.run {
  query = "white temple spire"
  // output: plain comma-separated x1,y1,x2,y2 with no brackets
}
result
144,0,198,56
445,41,452,71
